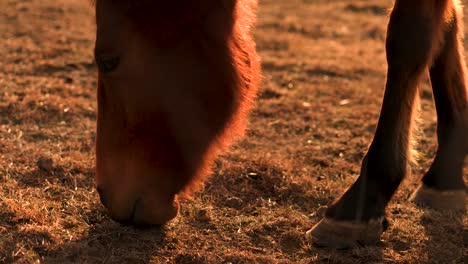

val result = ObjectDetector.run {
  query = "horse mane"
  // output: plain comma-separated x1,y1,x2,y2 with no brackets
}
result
175,0,260,195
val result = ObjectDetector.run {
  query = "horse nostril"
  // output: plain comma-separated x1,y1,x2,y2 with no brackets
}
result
96,186,109,208
129,199,157,228
131,198,149,227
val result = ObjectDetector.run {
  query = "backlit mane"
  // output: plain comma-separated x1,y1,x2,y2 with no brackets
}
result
176,0,260,195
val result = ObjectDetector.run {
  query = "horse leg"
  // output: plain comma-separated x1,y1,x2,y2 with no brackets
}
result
411,1,467,210
307,0,451,248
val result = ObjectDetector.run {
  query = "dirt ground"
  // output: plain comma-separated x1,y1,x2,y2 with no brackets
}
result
0,0,466,263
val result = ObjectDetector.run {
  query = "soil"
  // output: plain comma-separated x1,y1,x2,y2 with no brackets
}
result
0,0,466,263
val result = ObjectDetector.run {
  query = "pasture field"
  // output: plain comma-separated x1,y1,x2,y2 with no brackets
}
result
0,0,466,263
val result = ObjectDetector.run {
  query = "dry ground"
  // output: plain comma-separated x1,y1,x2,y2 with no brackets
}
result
0,0,466,263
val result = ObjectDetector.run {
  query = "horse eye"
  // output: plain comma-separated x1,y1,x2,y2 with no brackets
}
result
95,54,120,73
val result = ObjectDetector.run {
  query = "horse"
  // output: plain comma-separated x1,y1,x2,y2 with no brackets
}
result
92,0,467,248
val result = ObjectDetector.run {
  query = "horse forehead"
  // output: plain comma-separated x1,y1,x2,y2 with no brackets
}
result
95,0,236,28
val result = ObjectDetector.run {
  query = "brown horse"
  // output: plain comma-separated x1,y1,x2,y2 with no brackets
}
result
92,0,467,248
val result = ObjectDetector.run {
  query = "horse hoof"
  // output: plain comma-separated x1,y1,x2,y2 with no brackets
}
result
410,184,466,211
305,217,386,249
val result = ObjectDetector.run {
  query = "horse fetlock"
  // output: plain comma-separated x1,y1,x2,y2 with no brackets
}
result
410,184,466,211
306,217,387,249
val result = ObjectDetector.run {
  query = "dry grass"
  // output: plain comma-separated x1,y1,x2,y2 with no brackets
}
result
0,0,466,263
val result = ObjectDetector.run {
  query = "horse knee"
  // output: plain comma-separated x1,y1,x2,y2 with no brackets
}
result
385,15,434,71
385,1,451,71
